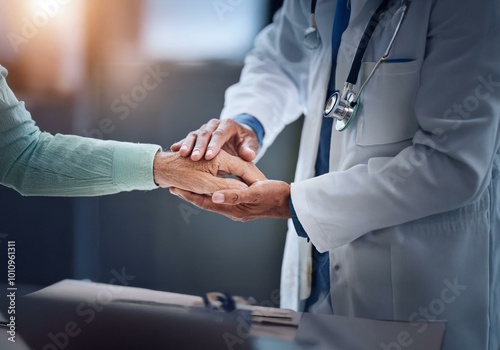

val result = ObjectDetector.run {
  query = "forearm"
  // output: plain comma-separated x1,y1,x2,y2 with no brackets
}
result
0,110,160,196
291,143,495,252
0,68,160,196
220,1,311,154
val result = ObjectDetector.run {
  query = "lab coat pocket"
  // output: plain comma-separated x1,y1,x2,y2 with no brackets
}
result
355,59,422,146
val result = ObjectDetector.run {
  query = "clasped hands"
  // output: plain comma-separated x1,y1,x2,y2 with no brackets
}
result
155,119,291,221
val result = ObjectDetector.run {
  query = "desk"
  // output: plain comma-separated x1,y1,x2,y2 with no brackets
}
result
1,280,445,350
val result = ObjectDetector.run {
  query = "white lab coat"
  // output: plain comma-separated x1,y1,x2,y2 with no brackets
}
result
220,0,500,349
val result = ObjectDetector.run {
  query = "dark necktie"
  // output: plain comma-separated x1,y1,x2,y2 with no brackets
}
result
307,0,351,310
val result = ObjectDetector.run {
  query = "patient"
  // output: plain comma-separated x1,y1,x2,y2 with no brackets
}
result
0,65,265,196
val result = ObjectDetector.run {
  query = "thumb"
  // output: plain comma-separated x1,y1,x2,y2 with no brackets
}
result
212,188,252,205
218,152,266,184
238,137,259,162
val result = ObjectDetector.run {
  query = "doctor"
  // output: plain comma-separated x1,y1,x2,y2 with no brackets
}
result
170,0,500,349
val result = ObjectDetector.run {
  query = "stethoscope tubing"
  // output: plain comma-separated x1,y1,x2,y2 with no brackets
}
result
317,0,411,130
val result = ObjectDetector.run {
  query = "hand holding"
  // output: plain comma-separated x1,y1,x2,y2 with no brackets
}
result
170,119,259,162
153,150,265,194
170,180,291,222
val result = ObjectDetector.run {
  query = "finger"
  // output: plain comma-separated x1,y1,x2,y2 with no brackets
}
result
170,140,182,152
205,119,236,160
190,177,248,195
218,152,266,184
172,188,227,212
192,119,220,161
210,177,248,192
169,187,179,195
170,188,212,207
238,135,259,162
177,133,197,157
239,162,267,185
171,188,250,221
170,187,204,202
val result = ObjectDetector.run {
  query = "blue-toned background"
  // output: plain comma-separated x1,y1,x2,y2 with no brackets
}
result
0,0,304,306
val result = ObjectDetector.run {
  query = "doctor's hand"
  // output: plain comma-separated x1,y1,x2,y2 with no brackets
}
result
170,180,291,222
170,119,259,162
153,150,265,194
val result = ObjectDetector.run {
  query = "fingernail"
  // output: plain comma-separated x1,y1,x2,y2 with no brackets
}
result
212,193,225,203
181,145,188,151
206,149,213,157
192,149,200,156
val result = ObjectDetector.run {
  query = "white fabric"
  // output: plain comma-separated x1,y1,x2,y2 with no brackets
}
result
220,1,500,349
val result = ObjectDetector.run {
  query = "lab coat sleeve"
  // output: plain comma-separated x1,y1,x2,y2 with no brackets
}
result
0,66,161,196
220,0,311,157
291,0,500,252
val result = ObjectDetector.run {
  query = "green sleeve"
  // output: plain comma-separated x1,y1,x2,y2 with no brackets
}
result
0,66,161,197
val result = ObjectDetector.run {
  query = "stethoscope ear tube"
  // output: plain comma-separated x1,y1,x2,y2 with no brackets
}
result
346,0,392,86
304,0,321,50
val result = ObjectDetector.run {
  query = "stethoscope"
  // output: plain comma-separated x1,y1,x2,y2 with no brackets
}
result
304,0,411,131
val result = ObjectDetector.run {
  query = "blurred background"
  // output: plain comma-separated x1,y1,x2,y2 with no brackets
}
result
0,0,304,305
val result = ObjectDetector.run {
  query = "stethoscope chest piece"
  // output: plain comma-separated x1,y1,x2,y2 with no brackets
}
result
321,0,410,132
324,90,359,131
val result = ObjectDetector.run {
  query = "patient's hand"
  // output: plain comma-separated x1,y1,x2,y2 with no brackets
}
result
170,180,291,222
153,150,266,194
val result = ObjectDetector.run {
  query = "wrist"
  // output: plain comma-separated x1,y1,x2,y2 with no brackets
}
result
153,151,179,188
281,183,292,219
231,114,265,147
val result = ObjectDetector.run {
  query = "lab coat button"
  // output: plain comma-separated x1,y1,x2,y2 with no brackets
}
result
334,265,341,271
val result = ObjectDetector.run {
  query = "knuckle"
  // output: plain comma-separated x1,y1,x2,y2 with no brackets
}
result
208,118,220,126
228,193,240,204
212,128,225,137
199,130,211,138
212,158,222,170
220,119,234,128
